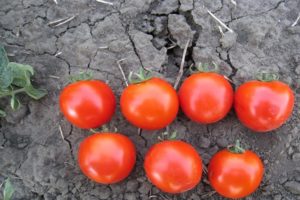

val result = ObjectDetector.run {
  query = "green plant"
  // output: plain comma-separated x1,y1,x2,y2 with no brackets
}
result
0,45,47,117
3,179,14,200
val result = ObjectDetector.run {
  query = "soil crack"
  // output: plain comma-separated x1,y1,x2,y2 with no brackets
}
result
227,0,286,24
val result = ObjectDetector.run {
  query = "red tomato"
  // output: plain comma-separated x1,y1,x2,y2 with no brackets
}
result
120,78,179,130
78,133,136,184
234,80,294,132
178,72,233,124
208,148,264,198
59,80,116,129
144,140,202,193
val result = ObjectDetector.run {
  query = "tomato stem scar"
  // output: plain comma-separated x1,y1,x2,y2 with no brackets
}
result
228,140,245,154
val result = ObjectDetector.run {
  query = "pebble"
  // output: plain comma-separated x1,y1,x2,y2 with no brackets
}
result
274,194,282,200
124,193,137,200
126,180,139,192
189,193,201,200
292,153,300,162
288,147,294,155
284,181,300,194
216,137,228,148
199,136,211,148
264,159,269,164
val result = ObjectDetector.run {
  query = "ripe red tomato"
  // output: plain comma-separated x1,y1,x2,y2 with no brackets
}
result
234,80,294,132
208,147,264,199
120,78,179,130
59,80,116,129
144,140,202,193
178,72,233,124
78,133,136,184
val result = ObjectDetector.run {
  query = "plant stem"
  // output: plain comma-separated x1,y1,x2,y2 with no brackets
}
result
0,88,26,98
228,140,245,154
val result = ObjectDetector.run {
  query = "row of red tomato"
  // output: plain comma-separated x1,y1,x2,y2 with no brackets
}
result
59,69,294,198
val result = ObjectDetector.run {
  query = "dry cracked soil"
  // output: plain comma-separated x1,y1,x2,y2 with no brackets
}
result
0,0,300,199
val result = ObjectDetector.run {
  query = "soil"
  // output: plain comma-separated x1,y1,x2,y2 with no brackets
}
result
0,0,300,199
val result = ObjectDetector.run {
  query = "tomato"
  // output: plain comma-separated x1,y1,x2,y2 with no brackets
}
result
78,133,136,184
178,72,233,124
59,80,116,129
120,78,179,130
234,80,294,132
144,140,202,193
208,146,264,199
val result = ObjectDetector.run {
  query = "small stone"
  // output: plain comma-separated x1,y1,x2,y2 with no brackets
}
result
285,181,300,194
216,137,228,148
99,187,111,199
189,193,201,200
295,65,300,75
264,159,269,164
199,137,211,148
153,17,168,35
110,184,125,193
152,37,167,49
292,153,300,162
124,193,137,200
126,180,139,192
138,182,152,194
274,194,282,200
288,147,294,155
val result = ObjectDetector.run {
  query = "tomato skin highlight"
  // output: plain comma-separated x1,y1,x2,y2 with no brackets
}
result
178,72,233,124
120,78,179,130
234,80,294,132
59,80,116,129
144,140,202,194
78,133,136,184
208,149,264,199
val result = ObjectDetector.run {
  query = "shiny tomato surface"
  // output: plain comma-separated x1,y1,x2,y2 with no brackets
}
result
234,80,294,132
59,80,116,129
78,133,136,184
208,149,264,199
120,78,179,130
178,72,233,124
144,140,202,193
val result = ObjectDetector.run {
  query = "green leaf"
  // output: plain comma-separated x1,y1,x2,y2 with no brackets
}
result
0,45,12,89
3,179,14,200
0,45,9,69
10,95,20,110
25,85,47,100
8,62,34,87
0,66,13,89
69,71,93,83
0,109,6,117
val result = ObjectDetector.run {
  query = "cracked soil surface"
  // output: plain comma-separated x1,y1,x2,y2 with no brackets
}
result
0,0,300,199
